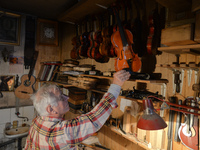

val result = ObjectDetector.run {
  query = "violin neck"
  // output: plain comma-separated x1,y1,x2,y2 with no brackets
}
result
114,8,128,47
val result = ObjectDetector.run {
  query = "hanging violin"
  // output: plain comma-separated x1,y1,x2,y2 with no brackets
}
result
146,3,162,55
111,5,141,72
70,24,80,59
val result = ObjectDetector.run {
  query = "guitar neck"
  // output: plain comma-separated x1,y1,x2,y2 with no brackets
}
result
28,51,38,80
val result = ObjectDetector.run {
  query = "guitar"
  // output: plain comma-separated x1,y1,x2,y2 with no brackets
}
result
14,51,38,99
178,99,199,150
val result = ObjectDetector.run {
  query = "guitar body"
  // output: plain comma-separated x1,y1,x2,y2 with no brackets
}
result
14,75,36,99
178,116,199,150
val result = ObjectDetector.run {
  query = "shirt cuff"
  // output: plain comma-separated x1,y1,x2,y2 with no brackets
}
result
108,84,121,99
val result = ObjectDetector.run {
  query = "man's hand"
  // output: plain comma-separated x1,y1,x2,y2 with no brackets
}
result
113,70,131,87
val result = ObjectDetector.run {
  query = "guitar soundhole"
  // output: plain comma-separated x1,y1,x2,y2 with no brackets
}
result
24,80,31,87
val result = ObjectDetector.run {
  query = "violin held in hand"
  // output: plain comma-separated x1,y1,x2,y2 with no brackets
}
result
111,6,141,72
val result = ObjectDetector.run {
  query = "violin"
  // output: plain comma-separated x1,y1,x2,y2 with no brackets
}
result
70,36,77,59
111,6,141,72
78,20,90,58
91,18,109,63
70,24,81,59
146,4,162,55
99,14,113,57
132,0,144,57
109,9,117,58
87,19,94,58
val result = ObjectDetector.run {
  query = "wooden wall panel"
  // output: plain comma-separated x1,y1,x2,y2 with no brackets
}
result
35,44,61,82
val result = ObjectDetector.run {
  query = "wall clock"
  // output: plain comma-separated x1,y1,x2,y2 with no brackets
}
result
37,19,58,46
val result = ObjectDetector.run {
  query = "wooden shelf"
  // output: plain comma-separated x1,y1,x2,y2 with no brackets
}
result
104,125,150,150
38,80,160,103
38,73,168,86
58,0,116,23
159,64,199,70
67,74,168,84
158,44,200,55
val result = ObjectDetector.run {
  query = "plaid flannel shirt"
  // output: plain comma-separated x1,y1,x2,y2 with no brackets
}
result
24,92,118,150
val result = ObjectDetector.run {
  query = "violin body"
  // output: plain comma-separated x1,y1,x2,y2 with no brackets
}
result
99,26,113,57
146,7,162,55
70,36,81,59
87,31,94,58
79,31,89,58
70,36,77,59
111,29,141,72
90,30,109,63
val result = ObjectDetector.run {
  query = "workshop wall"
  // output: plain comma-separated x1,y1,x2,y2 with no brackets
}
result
0,13,35,148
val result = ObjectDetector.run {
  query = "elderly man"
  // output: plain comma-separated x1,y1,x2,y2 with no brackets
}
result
25,70,130,149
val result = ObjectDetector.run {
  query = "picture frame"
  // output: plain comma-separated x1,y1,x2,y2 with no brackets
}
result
0,11,21,45
37,19,58,46
0,75,15,91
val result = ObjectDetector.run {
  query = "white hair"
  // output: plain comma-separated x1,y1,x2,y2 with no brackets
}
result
31,84,61,116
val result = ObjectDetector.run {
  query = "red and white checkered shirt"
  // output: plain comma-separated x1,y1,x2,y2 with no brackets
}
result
24,92,118,150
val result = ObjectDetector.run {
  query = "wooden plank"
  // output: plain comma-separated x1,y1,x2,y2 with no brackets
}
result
111,97,123,119
156,0,191,13
104,125,112,149
158,44,200,55
58,0,116,23
108,126,148,150
98,126,105,146
161,24,197,46
165,18,195,28
130,115,139,135
192,0,200,12
194,11,200,43
123,107,131,133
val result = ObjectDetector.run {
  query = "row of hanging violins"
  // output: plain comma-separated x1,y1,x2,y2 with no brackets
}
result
70,0,162,73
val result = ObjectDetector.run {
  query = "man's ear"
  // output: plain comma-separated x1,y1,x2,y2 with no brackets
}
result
46,105,53,114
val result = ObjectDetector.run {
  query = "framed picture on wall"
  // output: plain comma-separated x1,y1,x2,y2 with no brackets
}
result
37,19,58,46
0,11,21,45
0,75,15,91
